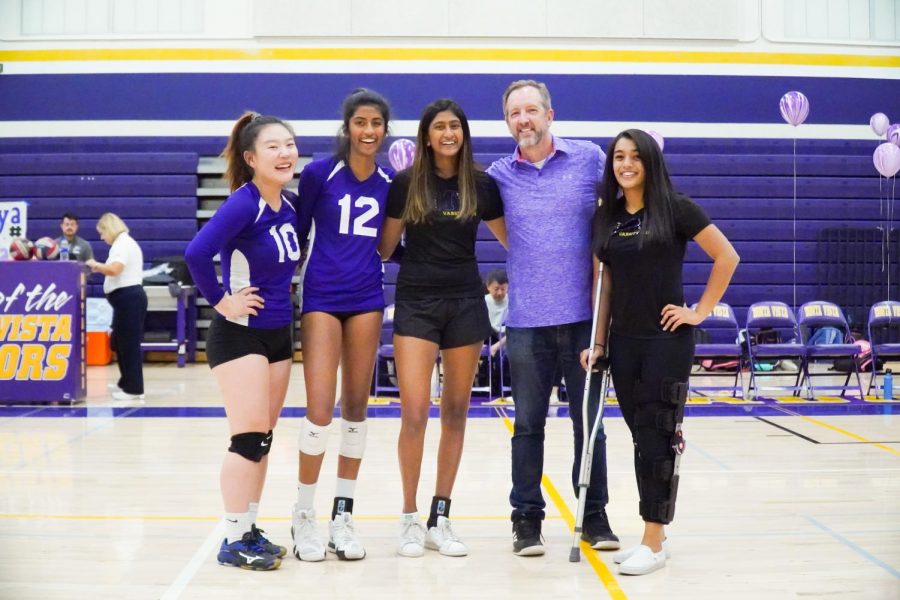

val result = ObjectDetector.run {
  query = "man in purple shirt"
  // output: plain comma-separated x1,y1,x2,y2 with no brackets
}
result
487,80,618,556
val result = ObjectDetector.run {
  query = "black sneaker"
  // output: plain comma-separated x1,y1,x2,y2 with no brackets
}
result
512,517,545,556
581,509,620,550
250,524,287,558
217,532,282,571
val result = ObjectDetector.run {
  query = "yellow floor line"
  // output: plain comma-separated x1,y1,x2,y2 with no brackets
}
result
778,409,900,456
498,409,627,600
0,513,563,522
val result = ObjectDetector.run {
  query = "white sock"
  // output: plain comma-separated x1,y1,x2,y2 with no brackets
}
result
224,511,252,544
335,477,356,500
296,482,317,510
248,501,259,526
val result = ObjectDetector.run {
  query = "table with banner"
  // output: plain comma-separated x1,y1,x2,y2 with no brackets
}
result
0,260,86,404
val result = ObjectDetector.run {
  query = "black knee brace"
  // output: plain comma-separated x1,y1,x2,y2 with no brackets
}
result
633,378,688,523
263,430,273,456
229,431,269,462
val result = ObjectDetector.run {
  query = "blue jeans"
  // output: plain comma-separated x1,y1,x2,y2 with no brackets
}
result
507,321,609,521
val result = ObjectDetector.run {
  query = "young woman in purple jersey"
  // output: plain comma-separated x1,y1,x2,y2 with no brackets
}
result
379,98,508,558
185,112,302,571
290,89,393,562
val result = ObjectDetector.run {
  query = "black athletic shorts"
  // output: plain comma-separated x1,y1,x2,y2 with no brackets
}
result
393,296,493,349
206,318,293,369
301,308,382,323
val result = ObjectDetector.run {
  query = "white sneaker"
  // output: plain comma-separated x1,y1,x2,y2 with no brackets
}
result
111,390,144,401
397,513,426,558
291,506,325,562
425,516,468,557
328,512,365,560
614,539,670,564
107,383,122,392
618,544,667,575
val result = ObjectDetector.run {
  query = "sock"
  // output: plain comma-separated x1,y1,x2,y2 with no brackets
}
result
248,501,259,527
332,477,356,519
224,511,252,544
427,496,451,529
296,482,317,511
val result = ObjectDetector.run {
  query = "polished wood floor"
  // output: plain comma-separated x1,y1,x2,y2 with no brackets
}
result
1,364,898,599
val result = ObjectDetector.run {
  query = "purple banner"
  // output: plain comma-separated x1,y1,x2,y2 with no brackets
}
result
0,261,85,404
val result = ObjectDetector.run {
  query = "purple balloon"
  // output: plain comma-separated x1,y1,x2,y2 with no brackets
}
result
873,142,900,178
887,124,900,146
779,91,809,127
388,138,415,171
871,112,890,136
647,130,665,152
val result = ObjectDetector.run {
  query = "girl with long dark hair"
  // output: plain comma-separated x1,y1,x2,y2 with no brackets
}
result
583,129,739,575
379,98,507,558
290,88,393,562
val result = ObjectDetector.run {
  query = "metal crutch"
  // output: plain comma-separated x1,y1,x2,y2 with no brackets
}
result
569,259,610,563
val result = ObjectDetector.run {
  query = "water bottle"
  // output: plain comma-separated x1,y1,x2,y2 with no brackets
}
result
60,238,70,261
884,369,893,400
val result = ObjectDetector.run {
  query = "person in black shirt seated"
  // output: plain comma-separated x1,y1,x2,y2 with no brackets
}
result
379,98,507,559
582,129,739,576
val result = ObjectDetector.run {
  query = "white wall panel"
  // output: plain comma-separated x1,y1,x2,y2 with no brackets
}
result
643,0,742,39
805,0,830,38
448,0,546,37
84,0,109,34
42,0,65,33
826,0,850,37
848,0,870,39
252,0,350,36
546,0,643,38
350,0,448,36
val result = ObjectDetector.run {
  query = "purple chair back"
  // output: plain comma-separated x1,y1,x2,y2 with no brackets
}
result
797,301,850,339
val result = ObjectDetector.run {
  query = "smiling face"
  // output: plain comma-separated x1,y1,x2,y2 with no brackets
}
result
427,110,464,162
612,136,645,195
504,85,553,150
243,123,298,187
347,105,387,160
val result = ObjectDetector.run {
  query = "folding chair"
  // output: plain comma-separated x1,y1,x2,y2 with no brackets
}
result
690,302,744,398
373,304,398,396
797,301,864,398
471,342,494,398
867,300,900,396
744,301,808,399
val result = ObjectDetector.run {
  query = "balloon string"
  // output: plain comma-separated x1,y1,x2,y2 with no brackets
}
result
792,136,797,312
891,175,896,301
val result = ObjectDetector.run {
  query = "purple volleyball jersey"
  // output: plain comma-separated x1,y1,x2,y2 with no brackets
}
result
185,182,302,329
297,156,394,313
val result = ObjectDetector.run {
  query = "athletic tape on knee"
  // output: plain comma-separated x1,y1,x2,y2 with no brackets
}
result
298,417,330,456
229,431,269,462
339,418,367,459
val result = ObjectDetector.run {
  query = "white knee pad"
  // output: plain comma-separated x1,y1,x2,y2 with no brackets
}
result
298,417,330,456
339,418,367,459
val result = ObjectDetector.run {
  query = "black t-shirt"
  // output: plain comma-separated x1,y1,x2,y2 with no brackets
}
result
593,194,711,339
387,169,503,300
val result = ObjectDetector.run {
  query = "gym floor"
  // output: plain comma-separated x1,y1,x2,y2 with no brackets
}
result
1,363,898,599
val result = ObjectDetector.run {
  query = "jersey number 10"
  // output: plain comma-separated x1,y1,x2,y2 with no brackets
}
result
337,194,379,238
268,223,301,262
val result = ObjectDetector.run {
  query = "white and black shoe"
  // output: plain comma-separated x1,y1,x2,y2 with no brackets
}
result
425,516,468,557
291,506,325,562
328,512,365,560
512,517,545,556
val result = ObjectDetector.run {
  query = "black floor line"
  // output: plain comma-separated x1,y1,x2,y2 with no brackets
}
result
754,416,820,444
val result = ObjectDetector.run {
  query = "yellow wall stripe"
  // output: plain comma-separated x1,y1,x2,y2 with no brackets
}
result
0,47,898,68
498,409,628,600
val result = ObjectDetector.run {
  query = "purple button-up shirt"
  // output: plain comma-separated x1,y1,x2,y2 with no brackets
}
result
487,136,605,328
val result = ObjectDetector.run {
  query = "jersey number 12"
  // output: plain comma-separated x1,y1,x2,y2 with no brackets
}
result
337,194,379,238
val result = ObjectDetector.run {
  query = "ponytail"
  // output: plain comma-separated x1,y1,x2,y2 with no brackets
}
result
222,111,297,192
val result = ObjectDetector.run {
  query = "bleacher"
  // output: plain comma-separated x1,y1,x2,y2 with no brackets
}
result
0,137,889,354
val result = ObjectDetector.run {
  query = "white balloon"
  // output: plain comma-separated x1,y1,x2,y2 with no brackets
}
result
870,112,890,136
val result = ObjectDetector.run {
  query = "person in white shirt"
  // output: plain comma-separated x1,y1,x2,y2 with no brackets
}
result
484,269,508,355
86,213,147,401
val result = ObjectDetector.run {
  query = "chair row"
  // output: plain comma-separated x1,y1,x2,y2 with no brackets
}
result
692,300,899,399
